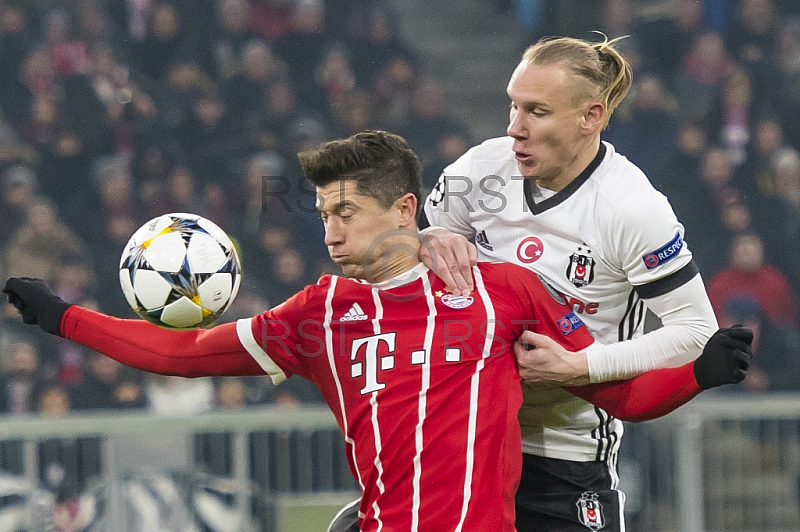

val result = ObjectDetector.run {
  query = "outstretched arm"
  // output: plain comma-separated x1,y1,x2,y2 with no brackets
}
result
516,275,718,386
61,306,264,377
565,364,699,422
4,277,264,378
537,327,752,422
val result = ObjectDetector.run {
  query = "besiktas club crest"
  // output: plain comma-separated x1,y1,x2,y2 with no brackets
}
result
566,245,595,288
576,491,605,530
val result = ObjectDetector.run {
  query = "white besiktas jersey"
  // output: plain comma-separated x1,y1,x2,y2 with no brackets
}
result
423,137,699,461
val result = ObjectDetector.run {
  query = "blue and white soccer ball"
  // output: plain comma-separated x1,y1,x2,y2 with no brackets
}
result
119,213,241,329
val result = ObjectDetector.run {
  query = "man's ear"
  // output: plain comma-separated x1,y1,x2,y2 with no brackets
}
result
582,102,606,135
396,193,418,228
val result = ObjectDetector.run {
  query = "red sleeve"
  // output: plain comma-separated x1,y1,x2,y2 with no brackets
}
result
246,278,332,381
60,306,265,377
508,265,595,352
565,362,702,422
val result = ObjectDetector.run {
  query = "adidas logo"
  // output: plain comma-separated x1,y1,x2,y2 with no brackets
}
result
476,230,493,251
340,302,369,322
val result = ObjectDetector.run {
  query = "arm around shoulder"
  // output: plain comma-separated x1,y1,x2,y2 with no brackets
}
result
587,273,718,382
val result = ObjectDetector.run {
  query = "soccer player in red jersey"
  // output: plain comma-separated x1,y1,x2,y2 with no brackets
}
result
4,131,751,532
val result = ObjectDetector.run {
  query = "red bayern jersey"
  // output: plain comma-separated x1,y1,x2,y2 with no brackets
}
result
58,262,703,530
237,262,595,532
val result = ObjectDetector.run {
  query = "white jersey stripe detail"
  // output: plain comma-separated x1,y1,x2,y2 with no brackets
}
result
617,489,627,531
369,287,386,531
235,318,287,385
411,274,436,532
323,278,364,491
455,266,496,531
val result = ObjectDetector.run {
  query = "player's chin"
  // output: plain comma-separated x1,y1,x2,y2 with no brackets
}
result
515,160,538,178
337,263,361,278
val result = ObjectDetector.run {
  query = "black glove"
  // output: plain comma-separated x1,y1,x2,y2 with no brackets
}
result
3,277,72,335
693,326,753,390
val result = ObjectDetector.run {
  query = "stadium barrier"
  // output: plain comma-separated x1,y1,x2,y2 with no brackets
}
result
622,392,800,532
0,406,358,531
1,395,800,531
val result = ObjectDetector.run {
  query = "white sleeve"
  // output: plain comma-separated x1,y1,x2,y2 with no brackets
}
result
422,153,478,239
586,274,718,382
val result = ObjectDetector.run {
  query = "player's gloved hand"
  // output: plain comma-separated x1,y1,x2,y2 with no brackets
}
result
693,326,753,390
3,277,72,335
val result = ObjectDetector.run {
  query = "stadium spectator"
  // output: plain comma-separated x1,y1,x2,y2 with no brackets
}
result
399,78,467,166
2,199,86,285
738,113,792,194
132,2,199,82
773,147,800,215
219,38,286,123
372,54,419,128
724,0,780,101
0,340,43,414
0,165,37,249
604,73,679,180
73,351,145,410
673,32,736,121
776,18,800,147
214,376,247,409
348,7,417,88
653,118,709,195
308,43,359,121
707,232,798,326
0,4,33,129
145,374,215,415
248,0,295,40
633,0,704,83
334,89,375,138
420,127,472,194
210,0,262,79
719,295,800,392
669,146,738,275
707,67,757,168
271,0,332,106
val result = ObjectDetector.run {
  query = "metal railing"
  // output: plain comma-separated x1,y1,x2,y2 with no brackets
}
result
624,392,800,532
2,395,800,531
0,406,358,531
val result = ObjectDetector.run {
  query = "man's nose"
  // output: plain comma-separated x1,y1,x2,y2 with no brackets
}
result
507,111,527,139
324,219,343,246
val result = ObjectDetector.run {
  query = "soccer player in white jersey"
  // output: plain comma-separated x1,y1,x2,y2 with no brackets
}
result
418,36,721,530
5,131,750,532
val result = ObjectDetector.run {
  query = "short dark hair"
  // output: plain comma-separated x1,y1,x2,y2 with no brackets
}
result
298,130,422,210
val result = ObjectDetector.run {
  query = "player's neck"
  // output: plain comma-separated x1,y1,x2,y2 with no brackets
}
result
370,253,422,284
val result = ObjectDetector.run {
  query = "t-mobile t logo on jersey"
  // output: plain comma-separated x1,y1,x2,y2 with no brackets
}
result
351,333,396,394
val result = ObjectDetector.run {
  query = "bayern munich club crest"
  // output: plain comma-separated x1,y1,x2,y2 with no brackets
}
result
576,491,605,530
441,293,474,309
516,236,544,264
566,245,595,288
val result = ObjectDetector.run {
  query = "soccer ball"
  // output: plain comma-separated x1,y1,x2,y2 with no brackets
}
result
119,213,241,329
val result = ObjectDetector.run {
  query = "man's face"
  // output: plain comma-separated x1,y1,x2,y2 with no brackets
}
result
506,61,593,188
317,180,405,281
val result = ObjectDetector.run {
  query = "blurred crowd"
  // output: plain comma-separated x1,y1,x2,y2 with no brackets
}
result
0,0,474,415
1,0,799,419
